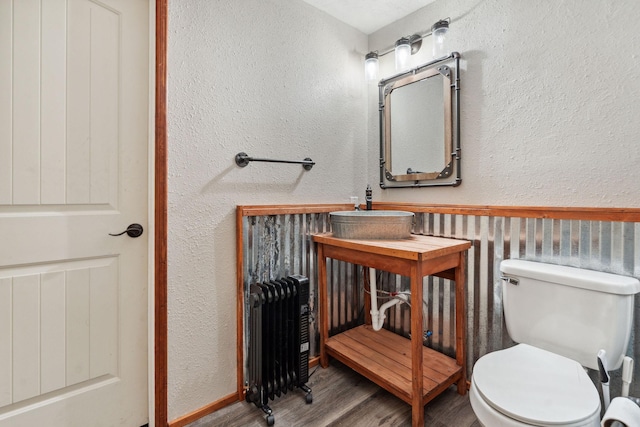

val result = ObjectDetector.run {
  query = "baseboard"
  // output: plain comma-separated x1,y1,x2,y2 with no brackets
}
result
169,357,320,427
309,355,319,368
168,393,238,427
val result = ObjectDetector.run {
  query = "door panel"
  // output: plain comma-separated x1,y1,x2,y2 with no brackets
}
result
41,0,67,204
1,260,118,404
0,0,11,204
5,0,120,207
0,278,10,407
0,0,149,425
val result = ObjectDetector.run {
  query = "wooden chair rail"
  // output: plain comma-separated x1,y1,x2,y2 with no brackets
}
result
374,202,640,222
237,203,640,222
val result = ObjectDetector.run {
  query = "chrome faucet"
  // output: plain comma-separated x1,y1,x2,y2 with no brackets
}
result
365,185,372,210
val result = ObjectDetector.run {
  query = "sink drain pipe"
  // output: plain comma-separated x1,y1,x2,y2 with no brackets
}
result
369,267,409,331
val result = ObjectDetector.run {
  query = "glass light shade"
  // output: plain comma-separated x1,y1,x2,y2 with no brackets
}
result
431,20,449,59
395,38,411,71
364,52,379,82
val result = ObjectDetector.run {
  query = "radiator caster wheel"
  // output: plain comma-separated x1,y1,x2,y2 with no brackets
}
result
305,393,313,404
266,414,275,426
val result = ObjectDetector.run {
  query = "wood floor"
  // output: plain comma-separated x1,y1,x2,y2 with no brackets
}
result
187,361,481,427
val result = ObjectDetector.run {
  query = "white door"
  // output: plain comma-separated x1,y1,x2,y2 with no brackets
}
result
0,0,149,426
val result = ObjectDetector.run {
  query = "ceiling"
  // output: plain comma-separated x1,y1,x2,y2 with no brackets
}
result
302,0,436,34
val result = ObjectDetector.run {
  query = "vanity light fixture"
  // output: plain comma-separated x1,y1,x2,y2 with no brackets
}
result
431,19,449,59
363,17,451,82
364,51,379,81
394,37,411,71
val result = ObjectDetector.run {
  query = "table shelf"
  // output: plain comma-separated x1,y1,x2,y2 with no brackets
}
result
326,325,462,405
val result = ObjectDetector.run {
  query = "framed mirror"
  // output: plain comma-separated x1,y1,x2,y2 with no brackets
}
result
379,53,461,188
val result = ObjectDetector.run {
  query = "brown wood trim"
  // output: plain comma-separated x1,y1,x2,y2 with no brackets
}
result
238,202,640,222
236,207,245,401
167,393,238,427
374,202,640,222
238,204,354,217
170,357,320,426
155,0,168,426
309,355,320,368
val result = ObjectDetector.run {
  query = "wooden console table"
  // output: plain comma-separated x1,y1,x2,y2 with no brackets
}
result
313,233,471,427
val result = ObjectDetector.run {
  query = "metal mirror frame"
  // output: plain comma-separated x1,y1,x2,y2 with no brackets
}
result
379,52,461,188
384,66,451,181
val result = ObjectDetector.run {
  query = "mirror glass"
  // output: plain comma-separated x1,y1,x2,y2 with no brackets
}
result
390,76,444,174
379,59,460,187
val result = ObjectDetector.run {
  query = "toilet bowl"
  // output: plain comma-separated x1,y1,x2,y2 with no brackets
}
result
469,260,640,427
469,344,601,427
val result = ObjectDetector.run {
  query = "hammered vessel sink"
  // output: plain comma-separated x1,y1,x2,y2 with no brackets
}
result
329,210,414,239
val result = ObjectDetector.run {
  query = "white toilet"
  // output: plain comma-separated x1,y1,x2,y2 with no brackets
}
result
469,259,640,427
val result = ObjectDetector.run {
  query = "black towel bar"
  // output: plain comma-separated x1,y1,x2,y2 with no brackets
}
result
235,152,314,171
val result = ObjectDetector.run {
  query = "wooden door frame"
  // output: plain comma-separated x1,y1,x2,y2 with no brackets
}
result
154,0,168,426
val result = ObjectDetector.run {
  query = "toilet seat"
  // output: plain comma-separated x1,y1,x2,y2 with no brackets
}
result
472,344,600,426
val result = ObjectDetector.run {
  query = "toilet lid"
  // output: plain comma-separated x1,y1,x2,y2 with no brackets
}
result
473,344,600,426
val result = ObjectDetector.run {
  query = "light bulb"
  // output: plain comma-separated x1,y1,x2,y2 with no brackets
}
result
395,37,411,71
431,20,449,59
364,52,379,82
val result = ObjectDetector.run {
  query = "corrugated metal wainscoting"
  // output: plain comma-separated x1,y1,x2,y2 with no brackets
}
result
240,209,640,397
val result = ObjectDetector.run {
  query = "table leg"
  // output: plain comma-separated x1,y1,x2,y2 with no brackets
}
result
410,264,424,427
318,244,329,368
455,252,467,395
363,267,372,326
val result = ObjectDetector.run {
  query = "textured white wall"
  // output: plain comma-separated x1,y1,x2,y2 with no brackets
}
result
369,0,640,207
168,0,640,421
167,0,367,420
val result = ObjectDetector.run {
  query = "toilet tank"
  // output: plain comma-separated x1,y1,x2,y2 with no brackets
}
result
500,259,640,370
